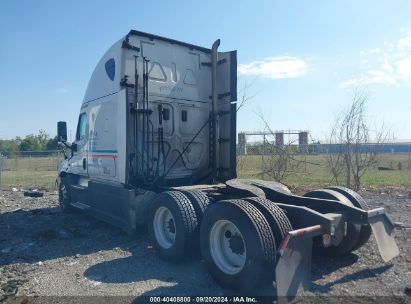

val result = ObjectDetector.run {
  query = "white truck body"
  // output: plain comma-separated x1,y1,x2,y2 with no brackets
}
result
58,30,236,231
57,30,398,298
62,30,236,187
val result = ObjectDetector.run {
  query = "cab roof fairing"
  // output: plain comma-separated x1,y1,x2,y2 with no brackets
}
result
82,38,124,105
126,30,211,54
82,31,214,106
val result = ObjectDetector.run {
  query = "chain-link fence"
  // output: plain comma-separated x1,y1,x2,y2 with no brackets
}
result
0,150,63,190
1,144,410,190
236,141,411,187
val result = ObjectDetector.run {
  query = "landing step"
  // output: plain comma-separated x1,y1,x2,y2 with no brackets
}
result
70,202,91,210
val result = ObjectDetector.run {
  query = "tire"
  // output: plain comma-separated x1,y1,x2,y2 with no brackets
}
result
180,190,211,252
243,197,292,247
326,186,372,251
147,191,198,261
200,199,276,291
250,179,292,195
59,178,74,213
303,189,361,257
180,190,210,223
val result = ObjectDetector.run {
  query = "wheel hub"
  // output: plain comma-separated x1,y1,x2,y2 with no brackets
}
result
167,218,175,234
60,185,67,199
228,233,245,255
153,206,176,249
59,184,68,207
209,220,246,275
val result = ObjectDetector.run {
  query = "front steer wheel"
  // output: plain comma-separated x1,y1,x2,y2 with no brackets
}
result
147,191,198,262
200,199,276,291
58,178,74,213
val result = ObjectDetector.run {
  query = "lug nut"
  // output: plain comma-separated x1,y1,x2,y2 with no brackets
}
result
224,230,232,239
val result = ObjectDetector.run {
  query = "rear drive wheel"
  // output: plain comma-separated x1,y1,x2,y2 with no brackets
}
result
243,197,292,247
200,199,276,291
209,219,247,275
303,189,361,256
326,186,372,251
180,190,211,251
180,190,210,223
148,191,198,261
59,178,74,213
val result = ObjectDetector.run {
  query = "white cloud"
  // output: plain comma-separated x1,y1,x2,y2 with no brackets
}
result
397,32,411,50
238,56,309,80
340,78,360,88
341,31,411,88
396,56,411,78
368,48,381,54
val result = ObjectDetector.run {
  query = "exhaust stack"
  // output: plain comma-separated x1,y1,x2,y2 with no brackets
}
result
211,39,220,183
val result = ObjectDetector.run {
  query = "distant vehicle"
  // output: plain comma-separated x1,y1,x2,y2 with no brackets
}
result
56,30,398,299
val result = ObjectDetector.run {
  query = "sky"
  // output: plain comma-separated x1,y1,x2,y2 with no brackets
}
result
0,0,410,141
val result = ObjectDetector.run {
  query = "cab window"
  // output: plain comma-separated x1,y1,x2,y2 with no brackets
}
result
76,113,88,141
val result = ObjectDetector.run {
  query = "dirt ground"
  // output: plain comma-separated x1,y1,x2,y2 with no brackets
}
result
0,187,410,303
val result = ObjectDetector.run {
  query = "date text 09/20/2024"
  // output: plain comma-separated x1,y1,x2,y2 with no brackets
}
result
149,296,257,303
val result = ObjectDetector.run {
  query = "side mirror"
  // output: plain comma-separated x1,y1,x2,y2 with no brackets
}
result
57,121,68,142
71,143,78,153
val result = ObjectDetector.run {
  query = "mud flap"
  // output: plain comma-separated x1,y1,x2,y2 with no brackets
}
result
275,225,321,301
367,208,399,262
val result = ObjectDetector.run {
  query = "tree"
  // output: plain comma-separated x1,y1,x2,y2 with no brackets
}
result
236,78,259,173
326,89,390,190
37,130,50,149
236,78,258,112
0,139,19,154
16,131,57,151
19,135,42,151
46,136,59,150
257,113,303,183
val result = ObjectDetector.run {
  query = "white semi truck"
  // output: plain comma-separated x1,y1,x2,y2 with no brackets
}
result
57,30,399,298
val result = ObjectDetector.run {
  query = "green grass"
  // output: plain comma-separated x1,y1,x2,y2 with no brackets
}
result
1,155,61,171
0,154,410,190
0,155,61,189
1,170,58,190
237,154,411,188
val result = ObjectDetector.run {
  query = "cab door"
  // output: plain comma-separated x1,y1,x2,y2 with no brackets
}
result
69,112,89,176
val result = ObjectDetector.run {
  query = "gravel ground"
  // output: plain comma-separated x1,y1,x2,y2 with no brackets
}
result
0,187,410,303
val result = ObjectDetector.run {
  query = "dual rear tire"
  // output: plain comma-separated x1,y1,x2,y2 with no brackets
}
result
303,188,371,256
200,200,278,290
326,186,372,251
147,191,199,261
148,191,292,291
